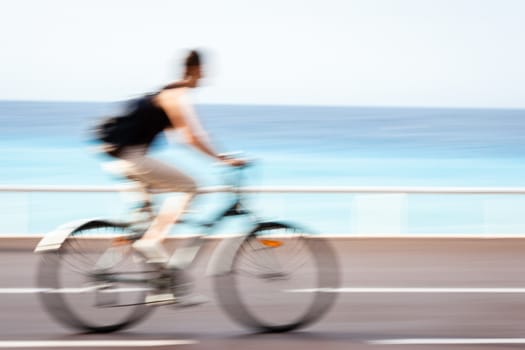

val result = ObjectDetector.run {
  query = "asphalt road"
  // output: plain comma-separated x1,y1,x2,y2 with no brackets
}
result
3,237,525,349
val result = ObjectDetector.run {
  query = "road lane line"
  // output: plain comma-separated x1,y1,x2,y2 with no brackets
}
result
369,338,525,345
0,288,151,294
0,340,197,348
0,288,46,294
286,287,525,293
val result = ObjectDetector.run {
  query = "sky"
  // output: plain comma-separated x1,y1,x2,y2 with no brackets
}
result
0,0,524,108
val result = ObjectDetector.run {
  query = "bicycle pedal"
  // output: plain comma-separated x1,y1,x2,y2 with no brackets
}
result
145,293,177,306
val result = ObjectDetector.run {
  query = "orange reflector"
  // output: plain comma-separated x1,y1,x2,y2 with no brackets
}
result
259,239,284,248
112,236,132,246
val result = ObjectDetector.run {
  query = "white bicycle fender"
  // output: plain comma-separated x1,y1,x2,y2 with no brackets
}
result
206,235,247,277
34,218,105,253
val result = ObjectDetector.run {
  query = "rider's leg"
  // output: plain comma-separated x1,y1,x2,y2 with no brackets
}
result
117,147,206,305
117,146,198,264
132,193,195,264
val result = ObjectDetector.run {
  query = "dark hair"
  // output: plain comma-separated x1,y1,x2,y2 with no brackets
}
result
185,50,201,68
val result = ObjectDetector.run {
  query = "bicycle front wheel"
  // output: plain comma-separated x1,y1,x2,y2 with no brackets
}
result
37,221,154,333
214,222,340,332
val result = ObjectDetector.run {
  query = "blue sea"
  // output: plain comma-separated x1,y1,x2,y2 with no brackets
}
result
1,100,525,235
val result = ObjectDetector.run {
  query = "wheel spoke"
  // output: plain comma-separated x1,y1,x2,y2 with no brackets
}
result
37,222,154,333
214,222,340,332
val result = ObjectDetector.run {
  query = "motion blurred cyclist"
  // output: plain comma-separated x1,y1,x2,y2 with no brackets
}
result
97,50,245,305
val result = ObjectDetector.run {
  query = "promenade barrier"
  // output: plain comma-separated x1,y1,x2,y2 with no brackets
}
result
2,185,525,194
2,185,525,244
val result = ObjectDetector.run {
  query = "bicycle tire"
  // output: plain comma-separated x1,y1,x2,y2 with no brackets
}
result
37,221,154,333
214,222,340,332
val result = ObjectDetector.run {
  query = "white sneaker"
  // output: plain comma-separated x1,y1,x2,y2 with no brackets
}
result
170,279,208,307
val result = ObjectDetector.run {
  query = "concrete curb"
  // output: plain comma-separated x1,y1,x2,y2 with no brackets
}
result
4,234,525,251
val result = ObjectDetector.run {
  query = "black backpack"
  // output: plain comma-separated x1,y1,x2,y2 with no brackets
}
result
93,97,147,157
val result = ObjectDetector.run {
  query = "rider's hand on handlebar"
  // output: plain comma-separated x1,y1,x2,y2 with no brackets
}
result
222,157,248,167
217,152,249,167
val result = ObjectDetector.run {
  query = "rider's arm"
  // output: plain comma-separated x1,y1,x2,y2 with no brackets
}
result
158,89,226,161
178,95,224,160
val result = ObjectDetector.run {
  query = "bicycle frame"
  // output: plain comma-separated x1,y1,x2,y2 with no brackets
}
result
91,194,257,286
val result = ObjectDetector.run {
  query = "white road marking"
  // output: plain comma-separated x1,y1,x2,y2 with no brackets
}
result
0,340,196,348
369,338,525,345
0,288,47,294
0,287,151,294
286,287,525,293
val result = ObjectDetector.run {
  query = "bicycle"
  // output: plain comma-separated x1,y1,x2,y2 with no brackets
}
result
34,162,340,333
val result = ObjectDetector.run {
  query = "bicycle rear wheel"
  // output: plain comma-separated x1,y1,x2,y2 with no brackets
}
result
214,222,340,332
37,221,154,333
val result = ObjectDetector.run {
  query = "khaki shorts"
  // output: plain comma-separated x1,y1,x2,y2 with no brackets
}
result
116,146,197,193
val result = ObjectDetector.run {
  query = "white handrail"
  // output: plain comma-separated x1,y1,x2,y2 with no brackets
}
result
227,186,525,195
1,185,525,195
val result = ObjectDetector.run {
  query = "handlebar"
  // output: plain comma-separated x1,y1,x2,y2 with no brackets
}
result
218,153,255,191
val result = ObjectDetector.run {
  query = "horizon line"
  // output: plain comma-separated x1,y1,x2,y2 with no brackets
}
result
0,98,524,111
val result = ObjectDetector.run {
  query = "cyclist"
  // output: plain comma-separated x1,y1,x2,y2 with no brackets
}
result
98,50,245,305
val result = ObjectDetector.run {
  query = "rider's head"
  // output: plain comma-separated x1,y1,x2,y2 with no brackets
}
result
183,50,203,88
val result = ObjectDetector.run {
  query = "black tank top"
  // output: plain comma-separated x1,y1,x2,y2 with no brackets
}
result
125,95,173,148
118,91,174,150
